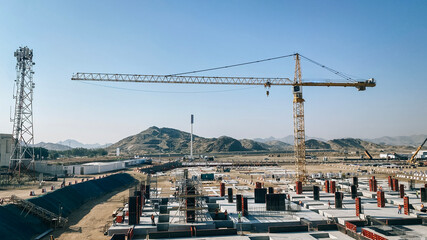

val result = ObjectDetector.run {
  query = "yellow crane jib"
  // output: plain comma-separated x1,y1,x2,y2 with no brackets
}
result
71,54,375,183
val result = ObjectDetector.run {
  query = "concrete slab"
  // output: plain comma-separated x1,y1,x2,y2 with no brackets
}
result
132,231,355,240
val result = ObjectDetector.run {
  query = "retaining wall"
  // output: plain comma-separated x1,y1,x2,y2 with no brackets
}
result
0,173,135,240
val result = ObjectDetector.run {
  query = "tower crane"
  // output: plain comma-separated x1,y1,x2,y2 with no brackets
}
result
71,53,375,182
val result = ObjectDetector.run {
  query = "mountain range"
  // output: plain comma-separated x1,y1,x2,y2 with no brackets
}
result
254,136,327,145
35,127,424,154
34,139,111,151
255,135,427,147
106,126,290,154
363,134,427,147
57,139,112,149
106,126,416,155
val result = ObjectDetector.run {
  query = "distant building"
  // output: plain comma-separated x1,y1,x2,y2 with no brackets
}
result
0,134,12,167
379,153,395,159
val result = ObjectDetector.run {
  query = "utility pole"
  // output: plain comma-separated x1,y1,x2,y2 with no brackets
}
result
190,114,194,160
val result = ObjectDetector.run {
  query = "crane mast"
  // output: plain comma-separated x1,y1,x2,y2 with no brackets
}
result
293,54,307,182
71,54,375,183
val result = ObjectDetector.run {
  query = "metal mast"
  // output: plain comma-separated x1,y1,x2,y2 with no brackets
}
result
10,47,36,176
292,54,307,182
190,114,194,160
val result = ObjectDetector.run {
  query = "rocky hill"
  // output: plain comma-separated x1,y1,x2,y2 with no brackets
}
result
107,126,415,155
305,139,332,149
327,138,382,150
107,126,279,155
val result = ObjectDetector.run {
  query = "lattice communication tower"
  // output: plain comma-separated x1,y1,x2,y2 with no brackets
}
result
10,46,35,174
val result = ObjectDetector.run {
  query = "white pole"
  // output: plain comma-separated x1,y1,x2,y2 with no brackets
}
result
190,114,194,160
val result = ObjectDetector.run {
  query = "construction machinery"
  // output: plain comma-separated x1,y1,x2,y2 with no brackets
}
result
392,152,407,161
364,150,373,160
407,138,427,165
71,53,375,182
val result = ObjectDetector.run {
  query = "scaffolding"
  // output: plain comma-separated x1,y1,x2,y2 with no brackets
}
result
151,173,159,199
171,169,209,223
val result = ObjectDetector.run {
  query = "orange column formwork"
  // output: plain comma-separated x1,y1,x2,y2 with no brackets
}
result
372,179,377,192
362,228,388,240
325,180,330,193
404,196,409,215
393,179,399,192
296,181,303,194
220,183,225,197
377,191,385,208
345,222,357,232
399,184,405,198
355,197,362,217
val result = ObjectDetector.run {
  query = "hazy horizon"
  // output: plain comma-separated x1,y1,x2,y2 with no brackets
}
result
1,1,426,144
31,125,427,146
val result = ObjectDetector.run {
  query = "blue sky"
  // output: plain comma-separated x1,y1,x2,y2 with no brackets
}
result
0,1,426,144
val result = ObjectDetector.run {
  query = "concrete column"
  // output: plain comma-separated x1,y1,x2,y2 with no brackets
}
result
313,185,320,201
353,176,358,186
421,188,426,202
220,183,225,197
330,181,336,194
227,188,233,203
335,192,343,209
351,185,357,199
242,197,248,216
236,194,242,211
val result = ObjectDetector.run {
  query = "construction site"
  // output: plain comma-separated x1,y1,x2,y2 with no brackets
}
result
1,2,427,239
0,44,426,240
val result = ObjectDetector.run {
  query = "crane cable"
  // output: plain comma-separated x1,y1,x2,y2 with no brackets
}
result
298,54,357,82
167,54,296,76
169,53,363,83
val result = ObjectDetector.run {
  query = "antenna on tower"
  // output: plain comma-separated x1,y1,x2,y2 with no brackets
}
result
10,46,36,179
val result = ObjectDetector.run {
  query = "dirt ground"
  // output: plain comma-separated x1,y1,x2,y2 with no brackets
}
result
0,176,95,201
43,187,128,240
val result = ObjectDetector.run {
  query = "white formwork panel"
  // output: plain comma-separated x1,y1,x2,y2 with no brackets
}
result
63,166,74,175
73,165,83,175
82,164,99,175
